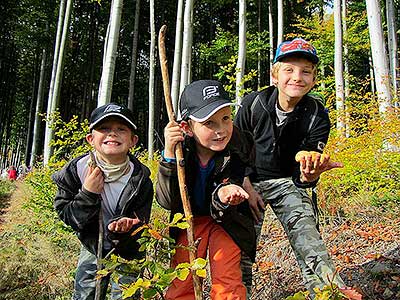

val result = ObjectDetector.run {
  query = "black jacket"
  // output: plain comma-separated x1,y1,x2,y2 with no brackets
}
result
52,153,153,260
234,86,330,188
156,127,256,261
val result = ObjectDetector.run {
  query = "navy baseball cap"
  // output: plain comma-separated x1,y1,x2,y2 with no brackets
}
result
179,80,237,122
89,103,137,130
274,38,319,64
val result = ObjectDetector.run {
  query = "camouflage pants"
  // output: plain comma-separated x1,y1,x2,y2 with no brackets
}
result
72,246,139,300
241,177,345,298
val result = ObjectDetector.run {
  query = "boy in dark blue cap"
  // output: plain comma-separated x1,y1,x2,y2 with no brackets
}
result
52,103,153,300
235,38,350,297
156,80,256,299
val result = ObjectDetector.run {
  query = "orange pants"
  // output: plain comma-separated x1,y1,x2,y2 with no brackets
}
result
166,216,246,300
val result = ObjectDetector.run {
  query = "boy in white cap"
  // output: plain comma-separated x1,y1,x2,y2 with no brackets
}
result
52,103,153,300
156,80,256,299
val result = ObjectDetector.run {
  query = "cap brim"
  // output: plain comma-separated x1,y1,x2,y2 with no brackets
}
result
275,51,319,64
189,100,237,122
89,113,137,130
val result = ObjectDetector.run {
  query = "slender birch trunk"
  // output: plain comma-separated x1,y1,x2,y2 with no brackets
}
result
179,0,195,96
171,0,184,112
342,0,350,137
97,0,124,106
366,0,392,113
31,48,47,165
386,0,398,95
268,0,274,85
43,0,72,164
257,0,262,89
277,0,283,45
148,0,155,159
334,0,345,135
236,0,247,106
128,0,141,110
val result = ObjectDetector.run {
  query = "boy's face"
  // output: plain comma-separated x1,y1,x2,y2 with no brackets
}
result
272,57,316,107
187,106,233,155
86,117,138,164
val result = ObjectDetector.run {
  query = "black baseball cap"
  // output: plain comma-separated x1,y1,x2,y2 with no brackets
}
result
89,103,137,130
273,38,319,64
179,80,236,122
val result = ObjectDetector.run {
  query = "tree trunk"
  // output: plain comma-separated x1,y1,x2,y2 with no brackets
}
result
128,0,141,110
43,0,70,164
342,0,350,137
236,0,247,106
31,48,47,165
171,0,184,112
179,0,195,96
386,0,398,95
366,0,392,113
148,0,155,159
257,0,262,89
334,0,345,136
277,0,283,45
268,0,274,85
97,0,124,106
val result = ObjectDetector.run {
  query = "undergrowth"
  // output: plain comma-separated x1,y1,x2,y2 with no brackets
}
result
0,99,399,299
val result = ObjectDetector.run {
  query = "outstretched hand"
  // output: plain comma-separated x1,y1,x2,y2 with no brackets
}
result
218,184,249,206
295,151,344,183
108,217,140,233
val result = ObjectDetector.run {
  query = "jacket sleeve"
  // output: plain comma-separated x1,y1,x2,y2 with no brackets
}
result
155,160,182,211
53,184,101,232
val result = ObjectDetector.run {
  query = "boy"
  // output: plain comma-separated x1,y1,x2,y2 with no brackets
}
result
52,103,153,300
156,80,256,300
235,38,349,297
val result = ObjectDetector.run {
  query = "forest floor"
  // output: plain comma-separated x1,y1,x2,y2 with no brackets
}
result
250,204,400,300
0,181,399,300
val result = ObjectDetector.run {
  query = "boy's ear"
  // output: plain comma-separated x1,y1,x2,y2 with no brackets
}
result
180,121,193,137
86,133,94,145
130,134,139,148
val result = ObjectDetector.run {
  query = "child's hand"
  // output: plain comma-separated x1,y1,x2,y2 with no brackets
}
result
218,184,249,206
108,217,140,233
296,151,344,183
164,120,185,158
83,166,104,194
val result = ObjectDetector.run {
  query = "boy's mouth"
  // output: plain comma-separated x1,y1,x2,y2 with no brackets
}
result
104,141,121,145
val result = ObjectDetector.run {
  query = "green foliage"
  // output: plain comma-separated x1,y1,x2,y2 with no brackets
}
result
318,101,400,213
100,213,207,299
46,111,91,164
215,55,259,100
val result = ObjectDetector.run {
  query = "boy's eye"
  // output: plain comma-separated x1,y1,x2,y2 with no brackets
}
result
223,115,231,121
203,120,212,126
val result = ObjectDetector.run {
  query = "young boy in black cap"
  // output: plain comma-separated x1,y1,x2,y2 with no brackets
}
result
156,80,256,299
52,103,153,300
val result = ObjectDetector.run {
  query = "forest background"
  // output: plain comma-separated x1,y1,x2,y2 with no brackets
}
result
0,0,400,299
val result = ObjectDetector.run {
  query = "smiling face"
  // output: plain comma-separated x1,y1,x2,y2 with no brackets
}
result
186,106,233,163
272,57,316,111
86,117,138,164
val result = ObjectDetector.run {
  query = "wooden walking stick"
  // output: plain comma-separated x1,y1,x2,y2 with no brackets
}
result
158,25,203,300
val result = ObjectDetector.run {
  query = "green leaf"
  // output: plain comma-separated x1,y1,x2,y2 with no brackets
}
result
176,269,190,281
171,213,184,224
195,269,207,278
176,262,191,269
176,222,190,229
191,257,207,270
